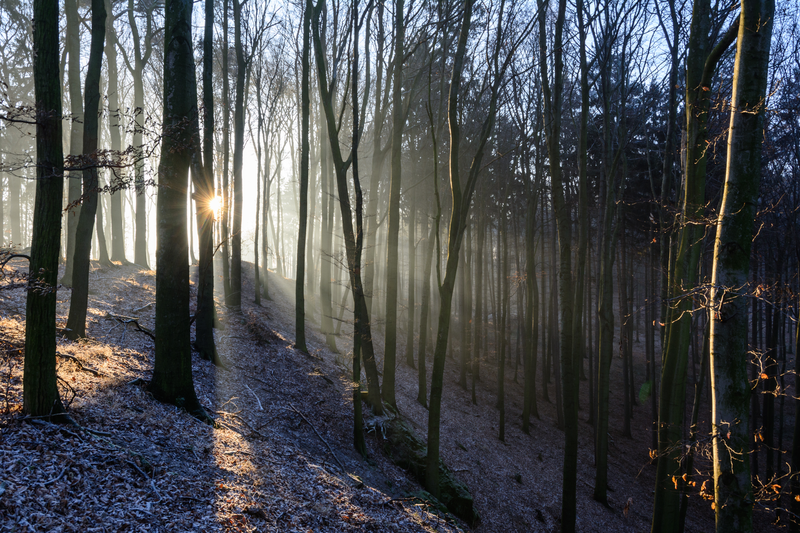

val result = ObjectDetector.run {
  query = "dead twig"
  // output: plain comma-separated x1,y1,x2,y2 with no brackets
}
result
245,384,263,410
56,352,105,377
287,403,346,473
127,460,149,480
41,467,67,486
104,314,155,341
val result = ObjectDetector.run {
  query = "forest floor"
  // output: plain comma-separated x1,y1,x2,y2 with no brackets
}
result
0,258,788,532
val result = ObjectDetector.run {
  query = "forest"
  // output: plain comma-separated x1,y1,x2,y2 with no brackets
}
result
0,0,797,531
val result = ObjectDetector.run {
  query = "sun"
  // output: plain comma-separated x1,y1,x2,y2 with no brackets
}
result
208,195,223,220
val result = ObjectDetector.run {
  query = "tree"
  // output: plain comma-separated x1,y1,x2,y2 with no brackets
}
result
24,0,65,419
381,0,406,409
149,0,205,417
652,4,739,528
104,0,127,264
61,0,84,286
295,0,311,354
311,0,384,418
538,0,579,527
193,0,219,364
709,0,774,529
65,0,107,341
425,0,529,498
120,0,158,268
228,0,247,308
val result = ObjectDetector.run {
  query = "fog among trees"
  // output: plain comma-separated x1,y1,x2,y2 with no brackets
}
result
1,0,799,531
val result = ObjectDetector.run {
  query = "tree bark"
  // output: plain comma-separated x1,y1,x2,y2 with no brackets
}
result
104,0,126,264
653,11,740,530
295,0,311,353
61,0,84,287
709,1,773,529
382,0,405,409
149,0,205,417
538,0,578,526
228,0,246,308
193,0,219,364
65,0,107,340
24,0,66,419
311,0,383,414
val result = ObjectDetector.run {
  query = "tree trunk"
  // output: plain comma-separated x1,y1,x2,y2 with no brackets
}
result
61,0,83,287
149,0,205,418
417,216,435,407
791,284,800,532
65,0,106,340
219,0,232,299
104,0,126,263
472,212,485,404
228,0,246,308
709,1,773,529
406,201,417,368
653,10,740,529
295,0,311,353
382,0,405,408
193,0,219,364
425,0,509,497
311,0,383,415
24,0,66,419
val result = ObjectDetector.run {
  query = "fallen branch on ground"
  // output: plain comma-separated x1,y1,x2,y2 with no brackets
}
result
57,352,105,377
104,314,155,341
287,403,346,474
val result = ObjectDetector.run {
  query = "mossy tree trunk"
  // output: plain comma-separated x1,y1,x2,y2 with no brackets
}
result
652,8,740,530
709,0,773,529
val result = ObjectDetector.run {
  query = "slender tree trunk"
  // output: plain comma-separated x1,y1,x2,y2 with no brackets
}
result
65,0,106,340
95,175,112,266
498,213,508,442
709,1,773,529
319,108,336,350
472,212,485,403
193,0,219,363
295,0,311,353
539,0,577,510
311,0,383,414
382,0,405,408
62,0,83,287
125,0,154,269
104,0,126,263
220,0,232,299
406,201,417,368
653,12,740,530
228,0,246,308
523,173,539,427
460,223,473,389
425,0,509,497
791,282,800,532
418,217,436,407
